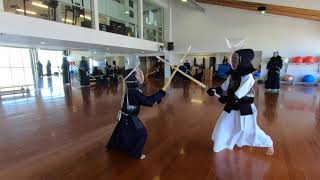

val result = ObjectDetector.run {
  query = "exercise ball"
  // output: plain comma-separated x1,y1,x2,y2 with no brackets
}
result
303,56,315,64
292,56,303,63
283,74,294,81
303,75,315,83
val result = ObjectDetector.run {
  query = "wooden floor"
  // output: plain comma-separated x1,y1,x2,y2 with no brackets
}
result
0,79,319,180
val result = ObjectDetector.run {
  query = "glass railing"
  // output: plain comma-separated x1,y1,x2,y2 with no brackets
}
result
98,13,139,38
3,0,93,28
97,0,140,38
143,26,163,43
143,0,164,42
3,0,164,42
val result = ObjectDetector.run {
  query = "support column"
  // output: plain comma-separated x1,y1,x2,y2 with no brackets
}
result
138,0,143,39
91,0,99,30
125,54,140,69
29,49,39,88
163,0,172,80
164,52,172,80
0,0,4,12
55,2,62,23
146,56,151,73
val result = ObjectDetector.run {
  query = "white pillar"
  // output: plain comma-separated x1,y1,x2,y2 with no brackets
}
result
163,0,173,80
55,2,61,23
164,52,172,80
91,0,99,30
168,0,172,42
138,0,143,39
125,54,140,69
0,0,4,12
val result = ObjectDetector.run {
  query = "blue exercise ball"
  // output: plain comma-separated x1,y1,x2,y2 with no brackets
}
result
303,75,315,83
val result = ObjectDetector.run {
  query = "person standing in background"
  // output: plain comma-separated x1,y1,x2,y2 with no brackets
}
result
223,56,229,64
46,60,52,77
79,56,90,86
62,57,70,85
111,61,118,83
265,51,283,93
37,61,43,78
155,59,161,81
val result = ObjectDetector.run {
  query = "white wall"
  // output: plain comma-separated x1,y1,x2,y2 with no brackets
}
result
170,1,320,81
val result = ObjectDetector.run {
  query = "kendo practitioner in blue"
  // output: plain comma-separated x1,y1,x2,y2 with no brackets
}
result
107,68,166,159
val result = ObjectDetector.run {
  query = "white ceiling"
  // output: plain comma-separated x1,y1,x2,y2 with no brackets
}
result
240,0,320,10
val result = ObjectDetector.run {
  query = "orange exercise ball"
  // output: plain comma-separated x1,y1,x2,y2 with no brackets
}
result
292,56,303,63
303,56,315,64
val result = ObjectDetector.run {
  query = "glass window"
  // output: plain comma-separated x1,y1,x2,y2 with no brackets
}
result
38,50,63,75
0,68,12,87
0,47,11,67
98,0,139,38
24,68,34,84
9,48,23,67
3,0,93,29
129,0,134,8
0,46,34,88
22,49,32,67
11,68,26,86
129,10,134,18
143,0,164,42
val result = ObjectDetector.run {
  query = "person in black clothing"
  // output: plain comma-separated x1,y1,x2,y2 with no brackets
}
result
107,68,166,159
265,51,283,93
202,58,206,69
223,56,229,64
105,60,110,76
37,61,43,78
92,67,103,76
184,61,191,73
48,0,58,21
111,61,118,82
46,60,52,77
155,59,161,81
92,67,105,83
62,57,70,84
79,56,90,86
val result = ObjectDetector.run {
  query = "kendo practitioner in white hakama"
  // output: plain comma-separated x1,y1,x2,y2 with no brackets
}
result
207,49,274,155
107,68,166,159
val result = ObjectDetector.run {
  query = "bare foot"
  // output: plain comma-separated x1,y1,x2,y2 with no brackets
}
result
140,154,146,160
266,146,274,155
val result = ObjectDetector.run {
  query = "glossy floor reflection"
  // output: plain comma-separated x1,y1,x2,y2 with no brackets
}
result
0,79,319,180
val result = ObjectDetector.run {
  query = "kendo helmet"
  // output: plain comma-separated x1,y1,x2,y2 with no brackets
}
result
230,49,256,75
124,68,144,88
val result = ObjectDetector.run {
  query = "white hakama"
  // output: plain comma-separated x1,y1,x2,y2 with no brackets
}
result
211,74,273,152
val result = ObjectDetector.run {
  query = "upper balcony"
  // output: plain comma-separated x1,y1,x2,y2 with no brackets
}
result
2,0,165,43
